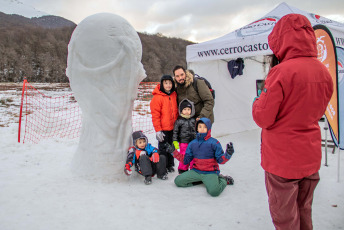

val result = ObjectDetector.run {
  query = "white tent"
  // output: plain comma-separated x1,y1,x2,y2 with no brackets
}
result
186,2,344,138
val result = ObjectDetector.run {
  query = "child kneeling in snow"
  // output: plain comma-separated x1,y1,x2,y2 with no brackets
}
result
124,131,168,185
165,117,234,197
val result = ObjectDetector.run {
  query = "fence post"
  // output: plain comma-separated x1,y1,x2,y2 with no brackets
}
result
18,78,27,143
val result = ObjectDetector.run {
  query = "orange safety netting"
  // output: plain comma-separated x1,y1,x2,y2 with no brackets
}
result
132,82,157,135
18,80,158,143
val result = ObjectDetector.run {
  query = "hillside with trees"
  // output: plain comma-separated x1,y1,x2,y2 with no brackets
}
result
0,12,194,83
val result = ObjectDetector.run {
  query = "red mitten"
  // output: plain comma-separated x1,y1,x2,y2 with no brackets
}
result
150,152,160,163
124,163,132,175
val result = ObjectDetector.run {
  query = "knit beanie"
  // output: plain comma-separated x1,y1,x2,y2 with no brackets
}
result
132,131,148,148
180,100,192,112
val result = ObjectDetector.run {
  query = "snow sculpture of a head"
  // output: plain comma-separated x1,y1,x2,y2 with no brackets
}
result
66,13,146,181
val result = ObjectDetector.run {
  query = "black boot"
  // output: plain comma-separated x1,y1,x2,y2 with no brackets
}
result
167,166,175,173
157,173,168,180
178,169,187,174
144,176,152,185
219,174,234,185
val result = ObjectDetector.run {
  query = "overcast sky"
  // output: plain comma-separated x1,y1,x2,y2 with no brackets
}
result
24,0,344,43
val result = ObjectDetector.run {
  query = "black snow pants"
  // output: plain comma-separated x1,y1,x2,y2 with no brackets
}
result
158,130,175,168
139,154,167,177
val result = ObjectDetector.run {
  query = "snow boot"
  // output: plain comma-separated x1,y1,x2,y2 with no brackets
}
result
219,174,234,185
157,173,168,180
167,166,175,173
144,176,152,185
178,169,188,174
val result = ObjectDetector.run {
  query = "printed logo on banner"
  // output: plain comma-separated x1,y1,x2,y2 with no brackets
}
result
236,16,279,37
317,36,328,64
309,14,344,27
314,26,339,143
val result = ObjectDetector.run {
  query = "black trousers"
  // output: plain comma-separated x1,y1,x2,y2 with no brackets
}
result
158,130,174,168
139,154,167,177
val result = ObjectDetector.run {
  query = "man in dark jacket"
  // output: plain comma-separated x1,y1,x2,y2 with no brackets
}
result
252,14,333,230
173,65,214,123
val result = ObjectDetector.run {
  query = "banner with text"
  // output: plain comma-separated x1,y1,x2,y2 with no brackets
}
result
314,25,339,145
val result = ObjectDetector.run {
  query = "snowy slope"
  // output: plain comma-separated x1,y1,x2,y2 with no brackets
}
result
0,0,49,18
0,123,343,230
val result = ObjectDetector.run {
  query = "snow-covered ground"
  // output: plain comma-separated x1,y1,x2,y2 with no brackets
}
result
0,85,343,230
0,125,343,230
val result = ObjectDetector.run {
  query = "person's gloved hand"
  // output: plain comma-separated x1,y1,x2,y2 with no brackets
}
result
124,163,132,176
226,142,234,155
156,131,165,142
164,143,175,155
173,141,180,150
253,89,262,103
150,152,160,163
139,150,147,156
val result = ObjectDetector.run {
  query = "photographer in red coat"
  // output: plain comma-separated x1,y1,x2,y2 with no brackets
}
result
252,14,333,230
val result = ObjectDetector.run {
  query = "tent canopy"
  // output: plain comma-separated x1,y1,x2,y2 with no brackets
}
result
186,2,344,139
186,2,344,63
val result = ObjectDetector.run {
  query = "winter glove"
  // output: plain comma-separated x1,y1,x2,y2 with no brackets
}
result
226,142,234,155
253,89,262,103
257,89,262,97
156,131,165,142
124,163,132,176
150,152,160,163
173,141,180,150
164,143,176,156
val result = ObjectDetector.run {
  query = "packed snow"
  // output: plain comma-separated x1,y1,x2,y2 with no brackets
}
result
66,13,147,179
0,84,343,229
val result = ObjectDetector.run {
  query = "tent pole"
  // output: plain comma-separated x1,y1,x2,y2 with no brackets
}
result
324,118,328,166
338,148,341,182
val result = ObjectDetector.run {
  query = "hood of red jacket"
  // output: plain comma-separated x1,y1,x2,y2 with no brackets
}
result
152,84,167,96
268,14,317,62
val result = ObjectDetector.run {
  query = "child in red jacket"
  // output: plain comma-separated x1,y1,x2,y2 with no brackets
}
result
150,75,178,173
165,117,234,197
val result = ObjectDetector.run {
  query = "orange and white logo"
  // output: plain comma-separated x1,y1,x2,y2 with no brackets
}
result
317,36,328,63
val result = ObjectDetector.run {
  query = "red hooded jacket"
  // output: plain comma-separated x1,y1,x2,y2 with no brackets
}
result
252,14,333,179
150,83,178,132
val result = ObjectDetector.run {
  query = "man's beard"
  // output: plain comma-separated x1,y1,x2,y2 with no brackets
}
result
176,80,185,87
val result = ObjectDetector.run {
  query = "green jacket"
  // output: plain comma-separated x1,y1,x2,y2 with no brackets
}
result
175,70,214,123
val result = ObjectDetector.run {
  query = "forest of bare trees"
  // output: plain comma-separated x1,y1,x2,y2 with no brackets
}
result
0,12,194,83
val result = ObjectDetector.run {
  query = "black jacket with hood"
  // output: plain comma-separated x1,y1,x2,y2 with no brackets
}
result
172,99,196,143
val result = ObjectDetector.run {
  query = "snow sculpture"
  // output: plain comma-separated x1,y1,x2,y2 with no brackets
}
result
66,13,146,181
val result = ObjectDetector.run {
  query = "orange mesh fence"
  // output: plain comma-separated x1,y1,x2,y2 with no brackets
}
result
18,80,158,143
18,80,82,143
132,82,157,134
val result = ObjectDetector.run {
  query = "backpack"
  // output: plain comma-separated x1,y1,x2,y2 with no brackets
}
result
192,74,215,99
